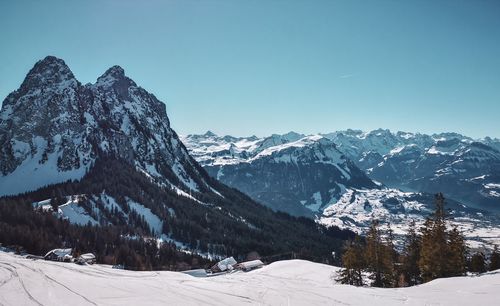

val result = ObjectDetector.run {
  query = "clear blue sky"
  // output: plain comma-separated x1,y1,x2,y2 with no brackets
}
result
1,0,499,138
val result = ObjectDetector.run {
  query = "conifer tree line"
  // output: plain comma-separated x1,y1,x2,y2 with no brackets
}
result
0,156,356,269
338,193,500,287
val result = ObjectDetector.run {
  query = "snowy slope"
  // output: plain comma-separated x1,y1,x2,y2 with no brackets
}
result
32,194,165,235
1,251,499,306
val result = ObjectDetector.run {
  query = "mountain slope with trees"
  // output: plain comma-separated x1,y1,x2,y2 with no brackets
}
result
0,56,355,268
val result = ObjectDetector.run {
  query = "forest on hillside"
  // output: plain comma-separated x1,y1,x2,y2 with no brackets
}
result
0,156,355,270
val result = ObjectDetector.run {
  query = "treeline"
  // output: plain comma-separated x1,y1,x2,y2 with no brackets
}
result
338,193,500,287
0,199,212,270
0,156,356,269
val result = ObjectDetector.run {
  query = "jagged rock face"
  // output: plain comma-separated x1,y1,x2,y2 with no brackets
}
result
1,57,85,174
0,56,211,196
182,133,378,216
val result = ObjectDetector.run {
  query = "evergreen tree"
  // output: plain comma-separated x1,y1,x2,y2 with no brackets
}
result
469,252,486,274
488,246,500,271
384,223,399,286
365,220,394,287
50,197,59,211
447,226,467,276
337,236,365,286
419,193,449,282
401,220,422,286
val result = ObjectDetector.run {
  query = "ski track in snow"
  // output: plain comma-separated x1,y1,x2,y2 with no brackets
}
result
1,252,499,306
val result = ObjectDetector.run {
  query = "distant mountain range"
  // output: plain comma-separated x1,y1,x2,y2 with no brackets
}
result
324,129,500,212
182,130,500,247
182,132,377,216
182,130,500,214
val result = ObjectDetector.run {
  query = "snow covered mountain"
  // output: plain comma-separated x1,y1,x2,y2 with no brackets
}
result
323,129,500,212
0,56,352,261
181,132,378,216
182,130,500,248
0,56,211,197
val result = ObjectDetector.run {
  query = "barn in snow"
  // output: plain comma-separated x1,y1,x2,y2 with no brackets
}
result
44,248,73,262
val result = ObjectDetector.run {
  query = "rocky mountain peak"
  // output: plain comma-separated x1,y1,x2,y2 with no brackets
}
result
95,65,136,90
99,65,126,81
203,130,217,137
18,56,77,93
0,56,214,198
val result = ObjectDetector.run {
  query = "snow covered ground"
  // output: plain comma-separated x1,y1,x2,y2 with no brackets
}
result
1,252,499,305
319,188,500,250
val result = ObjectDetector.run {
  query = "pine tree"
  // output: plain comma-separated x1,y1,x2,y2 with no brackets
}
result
447,226,467,276
337,236,365,286
419,193,449,282
365,220,394,287
401,219,422,286
385,223,399,286
469,252,486,274
50,197,59,211
488,245,500,271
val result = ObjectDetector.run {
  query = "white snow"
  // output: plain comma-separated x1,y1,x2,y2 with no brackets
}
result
181,133,342,167
0,252,499,305
251,135,323,159
0,136,91,197
389,146,405,155
488,190,500,197
58,199,98,226
172,161,199,192
127,198,163,236
485,183,500,189
319,188,500,249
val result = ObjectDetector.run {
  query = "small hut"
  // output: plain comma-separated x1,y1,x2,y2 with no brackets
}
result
210,257,237,273
44,248,73,262
235,259,264,272
76,253,96,265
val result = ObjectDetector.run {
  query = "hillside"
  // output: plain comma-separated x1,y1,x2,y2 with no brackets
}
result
1,251,498,305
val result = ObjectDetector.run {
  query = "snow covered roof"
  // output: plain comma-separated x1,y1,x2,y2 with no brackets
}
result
44,248,72,258
78,253,96,260
216,257,237,271
237,260,264,269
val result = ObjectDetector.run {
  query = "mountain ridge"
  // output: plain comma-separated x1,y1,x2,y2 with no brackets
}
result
183,129,500,213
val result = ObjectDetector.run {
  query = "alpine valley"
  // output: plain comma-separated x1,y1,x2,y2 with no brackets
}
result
0,56,356,269
1,56,499,269
181,130,500,248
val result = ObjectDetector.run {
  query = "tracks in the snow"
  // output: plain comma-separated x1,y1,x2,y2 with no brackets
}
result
14,261,97,305
0,261,44,306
